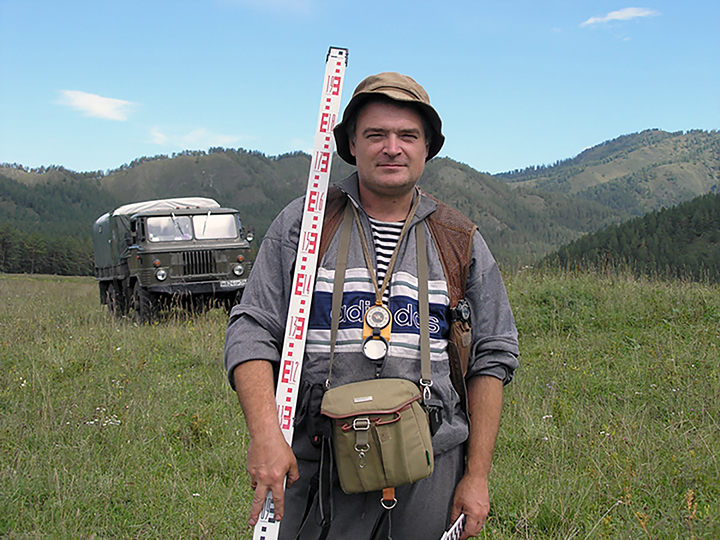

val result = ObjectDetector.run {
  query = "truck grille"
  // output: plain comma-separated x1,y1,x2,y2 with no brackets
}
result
182,250,216,275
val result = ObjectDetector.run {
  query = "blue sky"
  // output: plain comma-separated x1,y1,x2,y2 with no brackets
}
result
1,1,718,175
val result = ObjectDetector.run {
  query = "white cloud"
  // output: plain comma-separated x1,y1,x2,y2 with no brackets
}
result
580,7,660,28
150,127,168,145
58,90,135,120
149,126,243,149
181,128,240,148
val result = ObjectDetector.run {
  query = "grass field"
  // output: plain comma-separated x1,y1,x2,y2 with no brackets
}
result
1,270,718,539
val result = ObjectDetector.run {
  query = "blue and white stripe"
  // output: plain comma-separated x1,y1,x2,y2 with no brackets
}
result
308,268,450,360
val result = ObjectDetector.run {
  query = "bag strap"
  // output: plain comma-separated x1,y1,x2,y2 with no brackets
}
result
416,222,432,397
326,202,354,388
317,186,347,270
423,191,476,383
320,187,473,391
325,199,431,392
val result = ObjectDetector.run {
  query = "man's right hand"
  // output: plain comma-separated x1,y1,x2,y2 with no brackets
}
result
233,360,299,526
246,430,299,525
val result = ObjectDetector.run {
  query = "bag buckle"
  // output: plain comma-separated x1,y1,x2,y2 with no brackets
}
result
353,416,371,468
450,299,471,324
353,417,371,431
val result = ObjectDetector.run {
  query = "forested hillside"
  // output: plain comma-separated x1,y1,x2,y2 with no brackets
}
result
0,169,112,275
418,159,618,263
1,150,619,269
543,192,720,283
1,128,718,275
500,129,720,216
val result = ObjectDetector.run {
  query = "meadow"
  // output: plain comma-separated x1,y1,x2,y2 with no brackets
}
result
1,270,718,539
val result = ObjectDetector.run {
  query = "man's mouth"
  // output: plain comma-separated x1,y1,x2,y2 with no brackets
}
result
377,162,406,168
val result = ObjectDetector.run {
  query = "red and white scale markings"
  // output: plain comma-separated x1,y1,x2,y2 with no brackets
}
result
254,47,348,540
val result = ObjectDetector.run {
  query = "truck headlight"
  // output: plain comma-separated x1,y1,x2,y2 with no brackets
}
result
155,268,168,281
232,264,244,277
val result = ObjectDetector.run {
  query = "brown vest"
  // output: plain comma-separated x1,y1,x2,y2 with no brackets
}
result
318,186,477,409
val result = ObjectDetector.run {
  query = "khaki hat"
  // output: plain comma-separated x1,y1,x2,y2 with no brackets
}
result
333,72,445,165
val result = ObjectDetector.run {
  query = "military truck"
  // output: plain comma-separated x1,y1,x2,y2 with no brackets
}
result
92,197,254,323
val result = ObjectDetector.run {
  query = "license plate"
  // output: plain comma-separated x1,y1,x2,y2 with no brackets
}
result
220,279,247,288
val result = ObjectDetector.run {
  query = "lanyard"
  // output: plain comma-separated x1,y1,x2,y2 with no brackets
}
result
350,193,421,307
327,194,432,391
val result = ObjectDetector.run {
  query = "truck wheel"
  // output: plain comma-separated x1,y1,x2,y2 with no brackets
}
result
133,282,158,324
106,282,126,318
102,281,127,319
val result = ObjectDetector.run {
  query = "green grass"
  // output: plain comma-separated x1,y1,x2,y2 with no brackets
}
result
1,270,718,539
486,268,720,539
0,275,252,538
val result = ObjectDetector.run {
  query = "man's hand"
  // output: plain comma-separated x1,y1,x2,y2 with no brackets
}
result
246,429,299,525
233,359,299,526
450,474,490,539
450,375,504,539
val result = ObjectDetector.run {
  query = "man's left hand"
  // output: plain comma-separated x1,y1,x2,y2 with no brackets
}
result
450,473,490,539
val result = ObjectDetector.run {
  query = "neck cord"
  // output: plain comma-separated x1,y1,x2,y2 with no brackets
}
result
350,193,421,306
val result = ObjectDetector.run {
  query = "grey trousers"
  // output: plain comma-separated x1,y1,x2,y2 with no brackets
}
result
278,444,465,540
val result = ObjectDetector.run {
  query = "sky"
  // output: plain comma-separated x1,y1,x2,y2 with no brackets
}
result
1,0,718,175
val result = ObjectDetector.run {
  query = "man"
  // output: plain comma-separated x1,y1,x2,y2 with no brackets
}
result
225,72,519,539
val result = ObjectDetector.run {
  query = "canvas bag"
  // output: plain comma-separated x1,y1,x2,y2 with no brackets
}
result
320,202,434,494
320,378,433,494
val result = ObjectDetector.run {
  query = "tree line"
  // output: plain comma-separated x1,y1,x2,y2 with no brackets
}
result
0,224,93,276
543,192,720,282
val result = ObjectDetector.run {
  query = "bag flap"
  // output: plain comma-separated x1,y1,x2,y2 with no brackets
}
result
321,379,420,419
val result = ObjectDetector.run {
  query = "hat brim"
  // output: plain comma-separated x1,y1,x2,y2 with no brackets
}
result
333,93,445,166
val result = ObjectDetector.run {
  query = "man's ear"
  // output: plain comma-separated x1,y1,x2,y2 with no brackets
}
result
349,137,356,158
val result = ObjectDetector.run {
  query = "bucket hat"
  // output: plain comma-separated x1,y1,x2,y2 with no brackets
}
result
333,72,445,165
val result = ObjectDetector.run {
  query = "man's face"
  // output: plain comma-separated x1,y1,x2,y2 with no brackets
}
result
349,101,429,200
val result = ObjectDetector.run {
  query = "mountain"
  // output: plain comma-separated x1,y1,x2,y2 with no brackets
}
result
499,129,720,217
416,159,618,264
542,192,720,283
1,150,618,267
0,167,117,237
1,129,718,272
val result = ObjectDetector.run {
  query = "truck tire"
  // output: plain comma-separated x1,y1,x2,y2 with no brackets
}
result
133,281,158,324
106,282,127,318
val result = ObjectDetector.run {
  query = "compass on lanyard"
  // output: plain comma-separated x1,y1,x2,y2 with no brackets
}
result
362,304,392,361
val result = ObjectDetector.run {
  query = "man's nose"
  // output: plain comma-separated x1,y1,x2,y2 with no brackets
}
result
383,134,402,156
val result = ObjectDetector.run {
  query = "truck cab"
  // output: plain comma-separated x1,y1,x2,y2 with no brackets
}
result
93,197,253,323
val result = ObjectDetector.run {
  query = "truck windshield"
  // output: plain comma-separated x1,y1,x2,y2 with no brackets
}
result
147,216,193,242
192,214,239,240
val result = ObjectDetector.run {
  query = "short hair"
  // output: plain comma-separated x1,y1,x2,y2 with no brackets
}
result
345,94,433,149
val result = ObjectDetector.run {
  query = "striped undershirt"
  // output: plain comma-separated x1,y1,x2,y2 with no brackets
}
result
367,216,405,304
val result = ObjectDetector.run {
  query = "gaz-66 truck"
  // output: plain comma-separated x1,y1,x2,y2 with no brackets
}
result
92,197,254,323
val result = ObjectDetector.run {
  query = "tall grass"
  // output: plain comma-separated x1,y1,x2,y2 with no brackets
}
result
1,270,718,539
0,275,252,538
486,267,720,539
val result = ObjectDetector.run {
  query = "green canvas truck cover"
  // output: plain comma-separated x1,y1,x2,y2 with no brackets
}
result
92,197,221,269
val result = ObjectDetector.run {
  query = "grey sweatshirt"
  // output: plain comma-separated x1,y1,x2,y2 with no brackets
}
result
225,173,519,458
